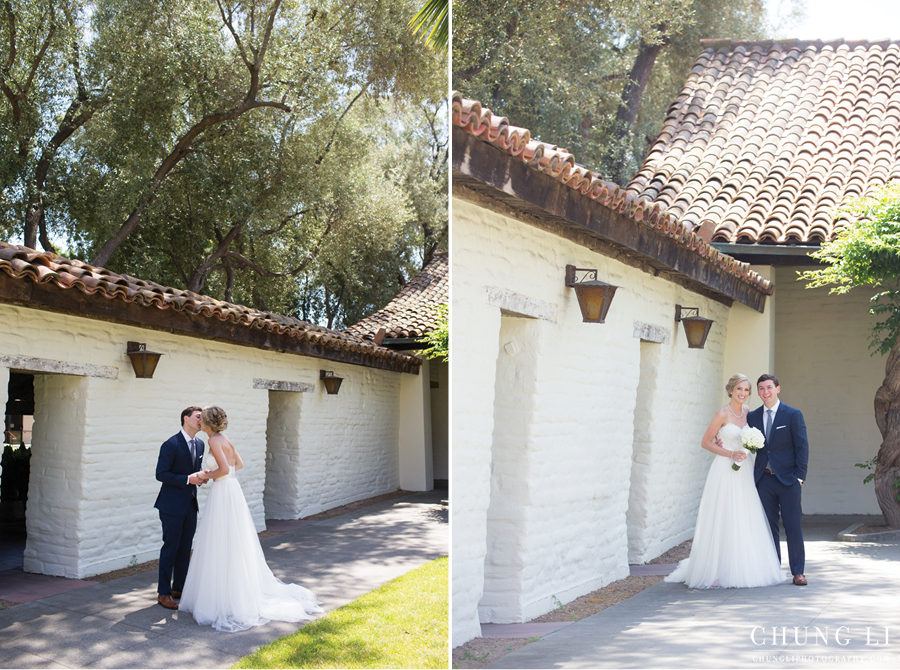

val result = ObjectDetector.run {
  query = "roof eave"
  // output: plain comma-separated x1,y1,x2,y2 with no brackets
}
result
453,127,768,313
711,243,824,267
0,273,421,374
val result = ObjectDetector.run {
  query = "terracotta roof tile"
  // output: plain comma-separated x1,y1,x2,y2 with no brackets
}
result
628,39,900,244
452,92,774,296
0,242,418,368
345,252,448,343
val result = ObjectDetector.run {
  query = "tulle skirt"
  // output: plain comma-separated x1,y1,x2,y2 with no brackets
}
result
178,472,323,632
665,453,787,589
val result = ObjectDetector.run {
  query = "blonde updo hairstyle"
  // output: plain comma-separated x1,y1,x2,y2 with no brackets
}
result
725,373,750,399
201,405,228,433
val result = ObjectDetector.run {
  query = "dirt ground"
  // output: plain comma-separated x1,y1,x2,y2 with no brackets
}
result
854,524,897,535
451,540,693,669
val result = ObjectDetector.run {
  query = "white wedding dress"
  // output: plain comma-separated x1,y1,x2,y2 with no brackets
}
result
178,455,323,632
665,423,787,589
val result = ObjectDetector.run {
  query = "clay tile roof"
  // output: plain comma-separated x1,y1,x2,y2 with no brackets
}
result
626,39,900,245
345,252,448,343
452,92,774,296
0,242,418,369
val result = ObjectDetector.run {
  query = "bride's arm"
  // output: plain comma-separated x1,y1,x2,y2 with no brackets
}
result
200,439,230,480
701,409,743,460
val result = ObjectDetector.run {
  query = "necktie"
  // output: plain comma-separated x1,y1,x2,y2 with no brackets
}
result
191,438,199,466
765,409,773,441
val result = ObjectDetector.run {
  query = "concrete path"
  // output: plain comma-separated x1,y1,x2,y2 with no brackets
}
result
0,490,447,669
487,516,900,669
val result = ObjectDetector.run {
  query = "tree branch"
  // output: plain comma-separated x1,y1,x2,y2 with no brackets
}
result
315,85,367,165
4,1,14,69
216,0,252,70
223,250,281,276
452,6,520,82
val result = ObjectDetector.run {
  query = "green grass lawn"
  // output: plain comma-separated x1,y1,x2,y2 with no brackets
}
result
233,556,448,669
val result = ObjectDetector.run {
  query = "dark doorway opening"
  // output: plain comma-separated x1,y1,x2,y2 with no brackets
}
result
1,372,33,570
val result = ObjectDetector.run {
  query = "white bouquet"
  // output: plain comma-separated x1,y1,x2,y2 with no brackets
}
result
732,426,765,471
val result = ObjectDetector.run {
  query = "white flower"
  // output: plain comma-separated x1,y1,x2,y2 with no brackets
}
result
742,426,765,453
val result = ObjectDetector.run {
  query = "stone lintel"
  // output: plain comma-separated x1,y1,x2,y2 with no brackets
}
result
632,321,671,344
253,378,315,393
486,287,558,322
0,354,118,378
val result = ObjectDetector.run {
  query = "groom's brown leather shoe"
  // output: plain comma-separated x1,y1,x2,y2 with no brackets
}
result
157,594,178,609
793,574,808,586
171,590,182,599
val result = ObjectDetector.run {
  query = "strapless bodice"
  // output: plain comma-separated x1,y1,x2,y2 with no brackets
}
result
204,454,235,481
717,422,745,451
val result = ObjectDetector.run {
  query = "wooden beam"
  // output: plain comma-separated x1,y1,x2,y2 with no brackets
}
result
452,127,767,313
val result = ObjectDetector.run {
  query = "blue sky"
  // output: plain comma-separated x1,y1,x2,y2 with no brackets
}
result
769,0,900,40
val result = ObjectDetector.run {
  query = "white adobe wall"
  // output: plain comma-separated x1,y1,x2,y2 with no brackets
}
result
399,357,434,491
0,303,402,578
264,390,304,520
451,196,727,645
773,267,884,514
24,374,88,576
284,366,401,517
723,265,776,391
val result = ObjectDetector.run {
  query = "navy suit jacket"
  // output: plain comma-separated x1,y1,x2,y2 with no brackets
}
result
154,432,201,517
749,402,809,486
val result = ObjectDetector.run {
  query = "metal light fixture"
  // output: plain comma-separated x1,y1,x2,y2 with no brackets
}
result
675,305,714,349
320,370,343,395
126,341,163,378
565,264,619,323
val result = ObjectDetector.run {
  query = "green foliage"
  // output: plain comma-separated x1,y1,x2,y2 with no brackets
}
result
409,0,448,53
855,456,878,485
801,184,900,355
1,0,447,329
233,556,448,669
453,0,802,183
422,304,448,361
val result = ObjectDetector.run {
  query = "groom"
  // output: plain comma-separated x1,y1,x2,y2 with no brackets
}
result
154,406,205,609
748,375,809,586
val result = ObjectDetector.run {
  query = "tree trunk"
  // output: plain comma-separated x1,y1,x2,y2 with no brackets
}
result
608,27,668,185
874,338,900,526
90,0,289,268
24,94,104,250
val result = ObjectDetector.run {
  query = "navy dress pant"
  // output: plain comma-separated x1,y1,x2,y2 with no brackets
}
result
158,509,197,595
756,472,805,576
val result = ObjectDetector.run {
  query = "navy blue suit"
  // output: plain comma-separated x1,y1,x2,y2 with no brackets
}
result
154,432,202,595
749,402,809,575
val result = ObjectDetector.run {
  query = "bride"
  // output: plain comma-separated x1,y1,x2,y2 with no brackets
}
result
665,374,786,589
178,406,323,631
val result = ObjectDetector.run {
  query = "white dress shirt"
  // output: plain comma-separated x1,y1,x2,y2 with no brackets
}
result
181,429,198,485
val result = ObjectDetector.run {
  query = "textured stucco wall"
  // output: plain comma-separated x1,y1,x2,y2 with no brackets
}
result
723,265,776,392
773,267,884,514
0,303,403,578
451,196,728,645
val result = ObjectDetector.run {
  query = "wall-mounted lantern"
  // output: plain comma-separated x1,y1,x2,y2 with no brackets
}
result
126,342,163,378
675,305,714,349
320,370,344,395
565,264,619,323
